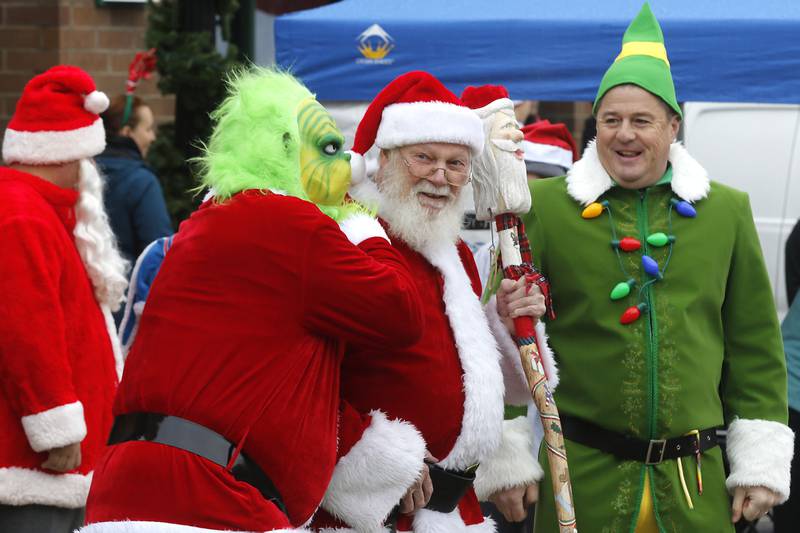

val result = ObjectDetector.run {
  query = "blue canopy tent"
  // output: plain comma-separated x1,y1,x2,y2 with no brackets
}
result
275,0,800,103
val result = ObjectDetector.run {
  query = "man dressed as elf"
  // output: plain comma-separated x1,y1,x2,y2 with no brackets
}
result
82,68,427,533
522,3,793,532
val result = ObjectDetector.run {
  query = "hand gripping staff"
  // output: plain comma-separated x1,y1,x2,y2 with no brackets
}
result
461,84,577,532
493,213,576,533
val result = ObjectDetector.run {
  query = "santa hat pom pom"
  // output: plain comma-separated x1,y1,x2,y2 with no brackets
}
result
84,90,109,114
348,150,366,186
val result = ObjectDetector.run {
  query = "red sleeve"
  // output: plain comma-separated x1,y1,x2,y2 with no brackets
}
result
0,217,86,452
301,217,424,349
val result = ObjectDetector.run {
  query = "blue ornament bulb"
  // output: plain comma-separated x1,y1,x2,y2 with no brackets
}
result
671,199,697,218
642,255,661,278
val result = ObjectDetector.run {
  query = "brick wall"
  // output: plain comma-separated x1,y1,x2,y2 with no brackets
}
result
0,0,174,144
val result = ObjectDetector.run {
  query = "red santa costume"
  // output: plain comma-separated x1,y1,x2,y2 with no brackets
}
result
312,72,552,533
81,71,427,533
0,66,127,511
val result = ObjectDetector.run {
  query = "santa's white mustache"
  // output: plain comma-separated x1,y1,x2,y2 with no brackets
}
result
491,138,523,153
413,180,453,198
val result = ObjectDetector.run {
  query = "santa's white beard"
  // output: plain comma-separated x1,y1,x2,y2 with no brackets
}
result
377,163,464,253
74,159,129,310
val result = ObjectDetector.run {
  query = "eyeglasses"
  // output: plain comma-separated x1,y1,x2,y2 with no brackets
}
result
400,154,472,187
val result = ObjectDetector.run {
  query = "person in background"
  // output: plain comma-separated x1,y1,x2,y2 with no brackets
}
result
97,95,172,271
772,231,800,532
785,220,800,306
0,66,126,533
521,120,579,181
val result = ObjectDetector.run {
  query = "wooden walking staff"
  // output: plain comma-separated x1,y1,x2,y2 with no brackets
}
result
494,213,577,533
460,84,576,532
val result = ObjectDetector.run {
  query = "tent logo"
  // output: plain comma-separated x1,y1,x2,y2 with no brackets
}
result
356,24,395,64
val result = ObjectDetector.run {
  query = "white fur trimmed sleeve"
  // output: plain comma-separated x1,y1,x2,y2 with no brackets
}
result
473,416,544,500
725,418,795,503
338,214,389,245
321,410,426,532
21,401,87,452
485,296,559,407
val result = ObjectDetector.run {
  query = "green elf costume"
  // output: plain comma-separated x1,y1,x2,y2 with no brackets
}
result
525,4,794,532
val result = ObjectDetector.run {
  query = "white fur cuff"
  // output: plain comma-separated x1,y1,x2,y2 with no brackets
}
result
473,416,543,500
0,467,91,508
339,214,389,246
725,418,795,503
322,410,426,532
21,401,86,452
79,522,308,532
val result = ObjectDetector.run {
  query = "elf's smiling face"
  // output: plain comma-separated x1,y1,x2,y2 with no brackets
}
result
296,98,351,206
595,84,680,190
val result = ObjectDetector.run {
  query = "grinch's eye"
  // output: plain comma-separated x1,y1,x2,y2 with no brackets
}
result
323,143,339,155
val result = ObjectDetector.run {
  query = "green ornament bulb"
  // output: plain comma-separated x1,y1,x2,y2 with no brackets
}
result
647,232,671,247
610,281,632,300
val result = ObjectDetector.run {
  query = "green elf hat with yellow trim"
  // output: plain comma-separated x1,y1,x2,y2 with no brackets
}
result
593,2,681,118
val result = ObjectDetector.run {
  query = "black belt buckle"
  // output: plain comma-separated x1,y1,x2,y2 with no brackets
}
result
645,439,667,465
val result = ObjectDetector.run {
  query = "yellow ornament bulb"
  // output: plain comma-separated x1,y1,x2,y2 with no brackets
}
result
581,202,605,219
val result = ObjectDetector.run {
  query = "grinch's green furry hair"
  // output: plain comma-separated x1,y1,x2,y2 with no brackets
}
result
197,67,313,202
197,67,370,221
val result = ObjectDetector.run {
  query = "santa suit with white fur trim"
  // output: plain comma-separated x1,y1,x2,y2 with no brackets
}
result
312,71,553,533
82,192,426,533
0,66,123,509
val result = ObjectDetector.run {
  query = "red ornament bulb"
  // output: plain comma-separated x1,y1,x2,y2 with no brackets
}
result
619,237,641,252
620,303,648,325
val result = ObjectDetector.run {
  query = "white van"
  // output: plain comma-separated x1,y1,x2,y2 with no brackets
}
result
683,103,800,316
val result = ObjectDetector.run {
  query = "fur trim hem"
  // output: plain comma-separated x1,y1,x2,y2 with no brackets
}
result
0,467,90,508
101,303,125,379
21,401,86,452
79,522,308,532
322,410,426,532
339,214,390,245
473,417,543,501
317,529,389,533
419,243,504,471
377,102,484,155
484,298,558,407
2,118,105,164
410,510,496,533
565,140,710,206
725,418,794,503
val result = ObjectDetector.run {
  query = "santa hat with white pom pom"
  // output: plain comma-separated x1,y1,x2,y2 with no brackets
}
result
347,70,484,188
2,65,109,165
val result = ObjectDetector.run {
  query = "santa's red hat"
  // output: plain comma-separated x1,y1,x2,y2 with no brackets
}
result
521,120,579,177
460,84,514,118
2,65,109,165
350,71,484,184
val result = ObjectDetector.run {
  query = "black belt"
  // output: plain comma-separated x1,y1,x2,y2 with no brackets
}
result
108,412,287,515
560,412,720,464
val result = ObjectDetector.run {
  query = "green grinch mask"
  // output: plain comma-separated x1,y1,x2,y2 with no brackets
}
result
297,97,351,206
